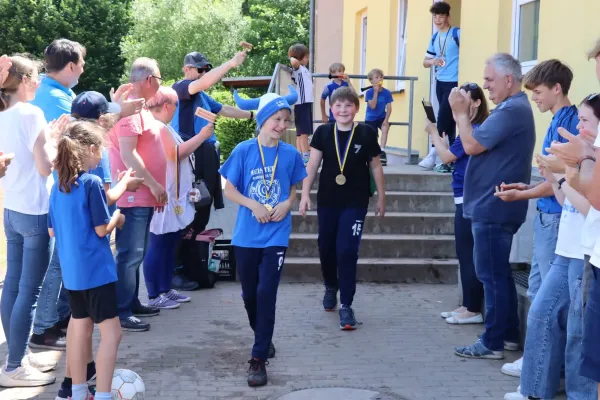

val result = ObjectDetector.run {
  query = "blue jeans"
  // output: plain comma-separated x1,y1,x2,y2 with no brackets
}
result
472,221,521,351
115,207,153,319
521,256,597,399
32,238,70,335
1,210,51,369
527,211,560,300
143,231,182,299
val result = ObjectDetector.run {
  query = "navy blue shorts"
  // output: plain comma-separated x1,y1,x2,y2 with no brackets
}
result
294,103,313,136
365,118,385,136
581,264,600,382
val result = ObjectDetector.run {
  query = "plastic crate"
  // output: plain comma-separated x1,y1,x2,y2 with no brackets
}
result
213,240,236,281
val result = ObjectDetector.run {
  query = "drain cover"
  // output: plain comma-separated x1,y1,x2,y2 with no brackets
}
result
272,388,391,400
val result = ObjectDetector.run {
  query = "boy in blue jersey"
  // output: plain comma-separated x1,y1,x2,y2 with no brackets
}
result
320,63,353,123
494,59,579,379
50,120,128,400
365,69,393,166
421,2,461,172
220,85,307,387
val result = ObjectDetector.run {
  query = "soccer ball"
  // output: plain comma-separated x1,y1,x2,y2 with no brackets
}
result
111,369,145,400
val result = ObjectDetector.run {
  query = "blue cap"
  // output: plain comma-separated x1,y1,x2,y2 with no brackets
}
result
233,85,298,127
71,91,121,120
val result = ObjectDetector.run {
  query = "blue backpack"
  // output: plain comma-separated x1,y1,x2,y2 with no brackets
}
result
431,27,460,50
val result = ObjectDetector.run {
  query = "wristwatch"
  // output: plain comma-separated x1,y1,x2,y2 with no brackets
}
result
557,177,566,190
576,155,596,171
249,111,254,120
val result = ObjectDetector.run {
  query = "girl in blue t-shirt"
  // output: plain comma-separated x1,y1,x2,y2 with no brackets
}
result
426,83,489,325
49,120,126,400
219,85,307,388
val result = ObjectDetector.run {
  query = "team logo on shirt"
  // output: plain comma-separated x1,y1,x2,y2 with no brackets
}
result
249,166,282,208
354,144,362,154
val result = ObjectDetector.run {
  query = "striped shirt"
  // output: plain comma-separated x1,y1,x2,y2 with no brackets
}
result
291,65,314,105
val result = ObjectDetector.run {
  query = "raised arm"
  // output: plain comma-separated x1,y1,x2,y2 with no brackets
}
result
188,51,247,95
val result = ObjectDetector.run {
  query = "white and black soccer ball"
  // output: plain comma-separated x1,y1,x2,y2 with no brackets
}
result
111,369,145,400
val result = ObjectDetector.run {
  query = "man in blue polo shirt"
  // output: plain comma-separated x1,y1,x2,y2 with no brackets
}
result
29,39,86,352
451,53,536,360
421,1,461,172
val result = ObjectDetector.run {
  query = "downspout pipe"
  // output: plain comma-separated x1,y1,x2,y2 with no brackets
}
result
309,0,315,73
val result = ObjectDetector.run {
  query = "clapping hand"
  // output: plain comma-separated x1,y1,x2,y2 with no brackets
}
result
0,55,11,87
448,88,470,118
117,168,144,192
110,83,144,118
547,128,595,168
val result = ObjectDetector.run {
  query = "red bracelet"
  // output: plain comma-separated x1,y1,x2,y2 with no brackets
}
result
576,155,596,170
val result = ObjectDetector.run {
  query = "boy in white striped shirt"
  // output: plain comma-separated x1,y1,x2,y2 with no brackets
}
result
289,43,313,164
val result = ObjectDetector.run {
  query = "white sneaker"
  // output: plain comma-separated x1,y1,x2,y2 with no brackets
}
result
23,351,57,373
504,386,525,400
501,356,523,377
0,364,55,387
446,313,484,324
440,310,460,318
419,147,437,170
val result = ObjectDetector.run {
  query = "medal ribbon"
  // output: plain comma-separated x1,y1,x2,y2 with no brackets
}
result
334,123,357,176
175,145,180,200
257,136,279,200
438,28,450,58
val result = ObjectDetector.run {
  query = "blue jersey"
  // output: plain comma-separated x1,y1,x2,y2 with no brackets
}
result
49,173,117,290
321,80,349,121
426,27,460,83
365,88,393,121
219,138,307,248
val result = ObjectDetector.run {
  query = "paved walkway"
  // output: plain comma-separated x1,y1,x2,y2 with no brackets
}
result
0,282,529,400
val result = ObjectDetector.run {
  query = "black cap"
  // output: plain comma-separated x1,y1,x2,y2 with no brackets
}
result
72,91,121,120
183,52,213,69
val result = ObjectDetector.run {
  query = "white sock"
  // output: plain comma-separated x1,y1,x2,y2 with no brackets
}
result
94,392,112,400
72,384,88,400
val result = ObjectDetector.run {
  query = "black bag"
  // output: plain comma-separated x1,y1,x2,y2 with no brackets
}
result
185,156,212,210
178,228,223,289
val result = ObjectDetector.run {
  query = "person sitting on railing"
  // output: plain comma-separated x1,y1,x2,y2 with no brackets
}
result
427,82,488,326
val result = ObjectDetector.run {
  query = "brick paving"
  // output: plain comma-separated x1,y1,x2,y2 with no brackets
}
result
0,282,531,400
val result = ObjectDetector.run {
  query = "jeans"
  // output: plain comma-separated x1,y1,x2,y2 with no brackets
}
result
235,246,286,360
33,238,70,335
115,207,153,319
435,80,458,145
527,211,560,301
472,221,521,351
455,204,483,313
143,231,182,299
582,255,593,310
317,207,368,307
1,210,51,370
520,256,597,399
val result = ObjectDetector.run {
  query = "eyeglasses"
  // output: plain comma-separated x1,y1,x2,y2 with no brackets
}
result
197,67,212,74
461,82,479,91
150,75,163,83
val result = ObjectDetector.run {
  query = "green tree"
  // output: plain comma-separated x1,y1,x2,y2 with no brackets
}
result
121,0,248,82
240,0,309,77
0,0,132,96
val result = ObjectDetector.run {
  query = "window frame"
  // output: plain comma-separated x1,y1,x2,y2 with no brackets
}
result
395,0,409,91
360,11,368,90
511,0,540,73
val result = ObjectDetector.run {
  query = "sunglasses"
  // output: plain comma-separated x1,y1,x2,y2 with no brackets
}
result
461,82,479,91
197,67,212,74
586,93,599,101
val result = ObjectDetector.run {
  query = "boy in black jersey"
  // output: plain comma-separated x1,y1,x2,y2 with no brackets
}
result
299,87,386,330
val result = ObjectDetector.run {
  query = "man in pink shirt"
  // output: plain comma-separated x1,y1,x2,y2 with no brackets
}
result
108,57,168,332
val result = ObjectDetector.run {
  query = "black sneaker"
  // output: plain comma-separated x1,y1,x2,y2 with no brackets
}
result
29,327,66,350
268,341,276,359
54,315,71,332
132,304,160,317
323,286,338,311
171,275,200,291
339,305,357,331
247,358,268,387
380,151,387,166
120,316,150,332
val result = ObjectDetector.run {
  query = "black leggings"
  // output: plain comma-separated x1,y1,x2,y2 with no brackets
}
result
455,203,483,312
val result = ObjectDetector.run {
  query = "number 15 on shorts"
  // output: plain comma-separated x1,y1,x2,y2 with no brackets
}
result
351,220,363,237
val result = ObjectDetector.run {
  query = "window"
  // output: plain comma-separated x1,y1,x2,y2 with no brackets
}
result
512,0,540,73
360,12,368,89
395,0,408,90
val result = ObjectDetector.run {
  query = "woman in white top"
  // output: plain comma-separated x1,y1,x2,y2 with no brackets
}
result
0,55,59,387
142,86,214,309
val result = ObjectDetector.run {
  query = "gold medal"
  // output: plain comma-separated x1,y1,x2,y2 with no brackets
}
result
335,174,346,185
265,204,273,213
174,205,184,216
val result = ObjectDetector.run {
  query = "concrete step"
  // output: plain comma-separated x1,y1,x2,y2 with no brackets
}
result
282,257,459,284
294,190,455,213
287,233,456,259
299,169,453,193
292,211,455,235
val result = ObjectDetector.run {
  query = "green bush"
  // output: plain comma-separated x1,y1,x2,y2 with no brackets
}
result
217,118,256,161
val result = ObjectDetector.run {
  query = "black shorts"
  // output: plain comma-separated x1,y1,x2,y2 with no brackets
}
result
365,118,385,135
68,282,118,324
294,103,313,136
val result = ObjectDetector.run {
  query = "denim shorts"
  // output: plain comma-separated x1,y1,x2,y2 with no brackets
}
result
581,264,600,382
